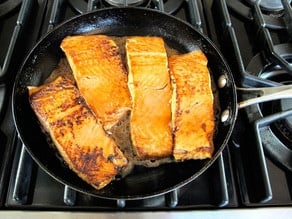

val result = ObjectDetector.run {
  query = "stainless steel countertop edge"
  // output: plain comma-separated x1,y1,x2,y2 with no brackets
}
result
0,207,292,219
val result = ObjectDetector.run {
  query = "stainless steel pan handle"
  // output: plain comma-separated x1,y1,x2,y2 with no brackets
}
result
237,84,292,109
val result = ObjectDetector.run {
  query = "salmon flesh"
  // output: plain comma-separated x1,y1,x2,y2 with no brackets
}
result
126,36,173,159
28,76,128,190
168,50,215,161
60,35,131,130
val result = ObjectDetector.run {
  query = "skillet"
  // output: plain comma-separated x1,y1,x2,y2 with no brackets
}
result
12,7,237,200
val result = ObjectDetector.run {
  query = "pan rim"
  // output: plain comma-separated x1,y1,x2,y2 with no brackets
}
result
12,7,237,200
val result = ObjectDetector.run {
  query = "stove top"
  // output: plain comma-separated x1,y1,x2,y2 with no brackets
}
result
0,0,292,211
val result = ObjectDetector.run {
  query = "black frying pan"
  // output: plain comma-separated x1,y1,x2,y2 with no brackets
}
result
12,7,237,200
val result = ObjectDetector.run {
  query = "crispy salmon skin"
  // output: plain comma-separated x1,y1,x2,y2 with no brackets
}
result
28,76,128,190
126,36,173,159
169,50,215,160
60,35,131,130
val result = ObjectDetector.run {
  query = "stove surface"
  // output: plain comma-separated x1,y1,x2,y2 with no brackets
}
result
0,0,292,211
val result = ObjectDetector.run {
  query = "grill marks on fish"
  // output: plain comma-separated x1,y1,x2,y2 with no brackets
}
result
126,36,173,159
168,50,215,160
60,35,131,131
28,76,128,190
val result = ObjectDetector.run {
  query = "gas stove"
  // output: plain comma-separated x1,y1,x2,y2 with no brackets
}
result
0,0,292,213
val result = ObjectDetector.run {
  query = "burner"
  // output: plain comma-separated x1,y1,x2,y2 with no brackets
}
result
104,0,148,7
275,98,292,145
68,0,151,14
245,51,292,170
260,66,292,169
68,0,184,15
0,0,22,17
260,66,292,147
254,108,292,171
225,0,290,29
245,0,290,12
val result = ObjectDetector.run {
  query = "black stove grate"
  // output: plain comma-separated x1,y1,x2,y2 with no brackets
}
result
212,0,292,206
0,0,22,18
1,0,237,210
1,0,292,211
221,0,292,174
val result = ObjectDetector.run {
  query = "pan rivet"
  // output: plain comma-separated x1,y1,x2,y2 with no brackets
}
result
221,109,230,123
218,75,227,88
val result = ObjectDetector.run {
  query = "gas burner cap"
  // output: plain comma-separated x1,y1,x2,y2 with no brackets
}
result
104,0,148,6
245,0,291,12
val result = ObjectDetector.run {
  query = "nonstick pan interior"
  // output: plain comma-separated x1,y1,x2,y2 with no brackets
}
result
12,7,237,200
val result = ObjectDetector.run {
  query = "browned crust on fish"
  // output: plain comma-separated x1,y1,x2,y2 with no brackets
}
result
28,76,128,190
168,50,215,161
60,35,131,130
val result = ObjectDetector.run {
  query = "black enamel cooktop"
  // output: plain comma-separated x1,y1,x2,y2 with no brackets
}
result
0,0,291,210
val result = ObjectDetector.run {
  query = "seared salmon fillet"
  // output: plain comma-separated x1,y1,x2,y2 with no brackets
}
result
60,35,131,130
28,76,128,190
168,50,215,160
126,36,173,159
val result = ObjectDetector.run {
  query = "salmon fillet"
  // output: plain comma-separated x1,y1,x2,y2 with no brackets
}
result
28,76,128,190
126,36,173,159
60,35,131,130
168,50,215,161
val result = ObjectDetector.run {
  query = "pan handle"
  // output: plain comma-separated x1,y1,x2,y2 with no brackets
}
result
236,84,292,109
